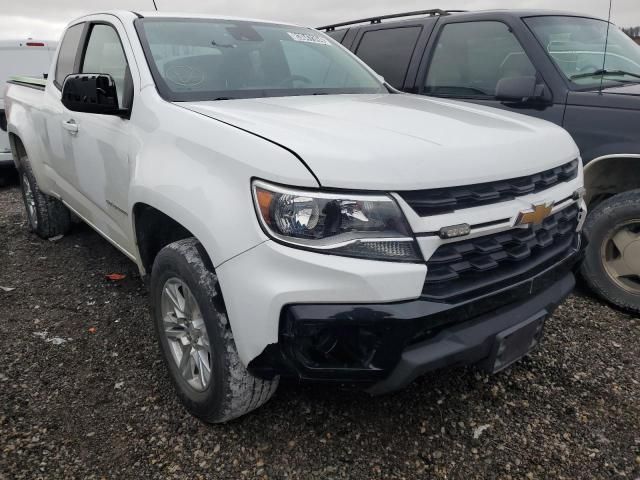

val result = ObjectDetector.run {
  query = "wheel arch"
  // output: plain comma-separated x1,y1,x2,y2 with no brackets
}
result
6,98,48,174
583,154,640,208
8,132,27,169
132,202,215,277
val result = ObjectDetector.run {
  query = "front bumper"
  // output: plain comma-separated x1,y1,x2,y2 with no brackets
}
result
248,245,580,394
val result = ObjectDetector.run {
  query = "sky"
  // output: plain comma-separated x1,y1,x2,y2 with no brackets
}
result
0,0,638,42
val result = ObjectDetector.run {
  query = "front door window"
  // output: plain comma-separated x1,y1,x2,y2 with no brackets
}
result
425,21,536,98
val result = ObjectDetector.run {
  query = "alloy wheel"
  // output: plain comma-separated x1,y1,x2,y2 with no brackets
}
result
22,173,38,229
160,278,212,392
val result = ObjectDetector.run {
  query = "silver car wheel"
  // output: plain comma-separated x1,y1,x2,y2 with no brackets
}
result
161,278,212,392
602,220,640,294
22,173,38,229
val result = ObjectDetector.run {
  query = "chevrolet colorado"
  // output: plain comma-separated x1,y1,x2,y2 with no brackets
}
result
321,9,640,313
5,11,586,422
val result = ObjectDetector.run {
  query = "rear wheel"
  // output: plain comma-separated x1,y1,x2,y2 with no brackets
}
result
18,155,71,238
150,238,278,423
581,190,640,314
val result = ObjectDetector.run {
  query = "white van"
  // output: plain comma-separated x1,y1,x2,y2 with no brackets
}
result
1,39,57,170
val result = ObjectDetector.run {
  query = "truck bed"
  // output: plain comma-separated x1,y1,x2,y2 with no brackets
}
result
4,76,48,170
7,75,47,91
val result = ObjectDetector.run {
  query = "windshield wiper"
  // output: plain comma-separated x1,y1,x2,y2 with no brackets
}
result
570,69,640,81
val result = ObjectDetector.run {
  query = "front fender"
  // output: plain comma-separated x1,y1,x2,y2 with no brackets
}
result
128,180,257,275
582,142,640,167
128,102,319,270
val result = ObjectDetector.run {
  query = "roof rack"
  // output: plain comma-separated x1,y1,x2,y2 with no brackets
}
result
318,9,467,31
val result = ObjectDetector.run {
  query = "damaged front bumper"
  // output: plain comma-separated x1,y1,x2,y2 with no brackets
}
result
248,243,582,394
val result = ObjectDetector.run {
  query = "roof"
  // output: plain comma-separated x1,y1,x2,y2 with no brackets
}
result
71,10,304,29
319,9,606,31
456,8,603,18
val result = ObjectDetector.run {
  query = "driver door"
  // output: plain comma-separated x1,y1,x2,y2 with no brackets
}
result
61,19,136,256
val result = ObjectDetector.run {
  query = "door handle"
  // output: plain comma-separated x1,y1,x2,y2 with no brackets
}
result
62,119,78,134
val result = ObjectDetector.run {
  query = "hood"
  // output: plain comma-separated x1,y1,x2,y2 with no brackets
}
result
567,83,640,110
181,94,578,190
601,83,640,96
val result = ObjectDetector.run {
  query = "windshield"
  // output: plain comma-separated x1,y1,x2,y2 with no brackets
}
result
525,16,640,88
135,18,386,101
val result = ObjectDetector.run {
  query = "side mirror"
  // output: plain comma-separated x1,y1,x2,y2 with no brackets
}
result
61,74,124,115
495,75,544,103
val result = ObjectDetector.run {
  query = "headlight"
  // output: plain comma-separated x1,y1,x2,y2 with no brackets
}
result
252,180,422,262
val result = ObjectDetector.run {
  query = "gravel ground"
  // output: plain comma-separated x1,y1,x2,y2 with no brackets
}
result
1,182,639,480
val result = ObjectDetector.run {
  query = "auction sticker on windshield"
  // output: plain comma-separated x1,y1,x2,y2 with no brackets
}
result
288,32,331,45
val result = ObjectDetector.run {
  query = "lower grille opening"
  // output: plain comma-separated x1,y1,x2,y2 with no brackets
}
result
423,204,580,302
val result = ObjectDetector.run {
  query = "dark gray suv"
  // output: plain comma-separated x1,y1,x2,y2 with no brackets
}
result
321,9,640,314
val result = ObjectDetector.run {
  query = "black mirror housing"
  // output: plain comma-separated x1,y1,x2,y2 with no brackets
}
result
495,75,541,102
61,74,124,115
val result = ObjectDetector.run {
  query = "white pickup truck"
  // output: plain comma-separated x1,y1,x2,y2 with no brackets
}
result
5,11,586,422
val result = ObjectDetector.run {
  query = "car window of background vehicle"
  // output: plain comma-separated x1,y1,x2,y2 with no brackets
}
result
525,15,640,88
354,27,422,89
425,21,536,97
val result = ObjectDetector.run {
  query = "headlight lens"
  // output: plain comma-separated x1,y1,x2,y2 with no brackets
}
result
252,180,422,262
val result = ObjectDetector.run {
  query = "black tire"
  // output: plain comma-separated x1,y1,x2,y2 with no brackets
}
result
580,190,640,314
18,155,71,239
150,238,278,423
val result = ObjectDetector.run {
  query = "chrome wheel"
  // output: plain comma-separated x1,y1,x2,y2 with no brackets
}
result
22,173,38,229
161,278,212,392
602,220,640,294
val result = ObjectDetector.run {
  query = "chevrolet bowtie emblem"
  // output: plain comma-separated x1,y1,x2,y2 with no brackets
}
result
515,201,554,227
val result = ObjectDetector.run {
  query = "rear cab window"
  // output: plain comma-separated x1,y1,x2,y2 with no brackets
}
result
355,27,422,89
54,23,85,89
424,21,536,98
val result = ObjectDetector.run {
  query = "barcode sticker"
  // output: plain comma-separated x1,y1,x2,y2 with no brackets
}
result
288,32,331,45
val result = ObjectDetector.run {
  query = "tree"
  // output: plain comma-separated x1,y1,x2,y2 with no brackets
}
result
622,26,640,38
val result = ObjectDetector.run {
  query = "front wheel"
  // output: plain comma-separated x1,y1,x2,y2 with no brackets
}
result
150,238,278,423
580,190,640,314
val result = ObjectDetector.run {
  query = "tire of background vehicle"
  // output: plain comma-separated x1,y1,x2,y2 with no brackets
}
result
580,189,640,314
150,238,279,423
0,170,11,187
18,154,71,238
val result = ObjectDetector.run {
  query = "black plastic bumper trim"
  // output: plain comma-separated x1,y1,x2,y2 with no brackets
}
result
367,272,574,395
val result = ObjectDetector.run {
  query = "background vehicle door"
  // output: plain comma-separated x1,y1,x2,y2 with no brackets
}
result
349,19,438,91
419,17,565,124
61,19,136,255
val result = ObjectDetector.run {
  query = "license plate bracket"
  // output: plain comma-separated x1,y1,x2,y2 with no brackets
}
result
486,314,546,374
